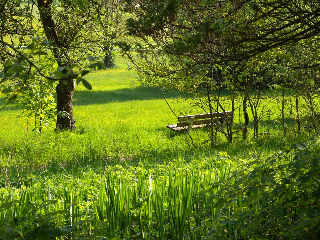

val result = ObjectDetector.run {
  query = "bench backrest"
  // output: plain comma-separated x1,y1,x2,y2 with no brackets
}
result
178,111,233,122
175,111,233,128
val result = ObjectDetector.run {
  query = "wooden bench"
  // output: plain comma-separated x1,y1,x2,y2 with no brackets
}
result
166,111,233,131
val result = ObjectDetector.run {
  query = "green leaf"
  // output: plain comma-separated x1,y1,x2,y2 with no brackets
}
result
294,143,307,150
1,87,12,93
52,71,62,78
3,227,23,237
74,0,83,7
26,42,35,50
273,207,284,217
81,70,90,77
313,185,320,197
76,77,92,90
4,60,13,67
58,66,66,72
37,228,62,240
9,65,25,74
47,79,56,84
82,79,92,90
88,61,105,70
19,73,30,79
61,220,90,233
34,51,48,55
87,56,96,61
88,63,98,69
200,0,209,6
116,41,131,52
76,77,82,85
40,40,52,46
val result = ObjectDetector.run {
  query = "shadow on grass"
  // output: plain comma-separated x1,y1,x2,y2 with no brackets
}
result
73,86,183,106
2,128,313,189
0,97,20,111
2,111,317,187
161,116,314,153
73,87,234,106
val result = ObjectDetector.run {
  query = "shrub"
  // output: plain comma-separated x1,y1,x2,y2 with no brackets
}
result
207,136,320,239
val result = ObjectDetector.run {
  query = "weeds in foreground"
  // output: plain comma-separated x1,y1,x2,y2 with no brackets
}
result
1,136,319,239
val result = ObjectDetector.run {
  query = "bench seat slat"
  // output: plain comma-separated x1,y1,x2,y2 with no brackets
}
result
166,123,212,131
176,119,221,127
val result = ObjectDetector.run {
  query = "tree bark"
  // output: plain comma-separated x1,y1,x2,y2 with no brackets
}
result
242,74,251,141
305,89,318,133
56,77,75,130
206,83,215,147
243,93,249,141
229,88,234,143
37,0,75,130
295,92,301,135
281,88,286,137
37,0,62,63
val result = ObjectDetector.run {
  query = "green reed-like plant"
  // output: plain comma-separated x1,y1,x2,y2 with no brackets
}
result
0,162,232,239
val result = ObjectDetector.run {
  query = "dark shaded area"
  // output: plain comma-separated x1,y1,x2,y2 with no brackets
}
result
164,115,317,142
73,86,182,106
2,113,317,189
0,97,21,111
1,128,305,189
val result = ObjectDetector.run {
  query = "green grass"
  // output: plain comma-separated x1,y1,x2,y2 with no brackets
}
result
1,54,320,239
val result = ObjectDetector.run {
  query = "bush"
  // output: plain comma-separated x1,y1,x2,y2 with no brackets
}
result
207,136,320,239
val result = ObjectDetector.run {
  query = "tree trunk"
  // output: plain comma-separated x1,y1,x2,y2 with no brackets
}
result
229,88,235,143
104,46,114,68
38,0,75,130
56,77,75,130
206,83,215,147
249,88,261,139
242,78,251,141
243,94,249,141
295,92,301,135
242,68,254,141
281,88,286,137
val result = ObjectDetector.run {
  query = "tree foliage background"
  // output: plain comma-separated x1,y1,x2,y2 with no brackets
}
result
120,0,320,143
0,0,125,130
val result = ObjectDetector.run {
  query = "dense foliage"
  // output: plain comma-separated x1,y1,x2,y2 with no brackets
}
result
122,0,320,81
120,0,320,144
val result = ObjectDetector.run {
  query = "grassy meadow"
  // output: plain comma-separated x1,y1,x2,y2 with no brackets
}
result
1,54,320,239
